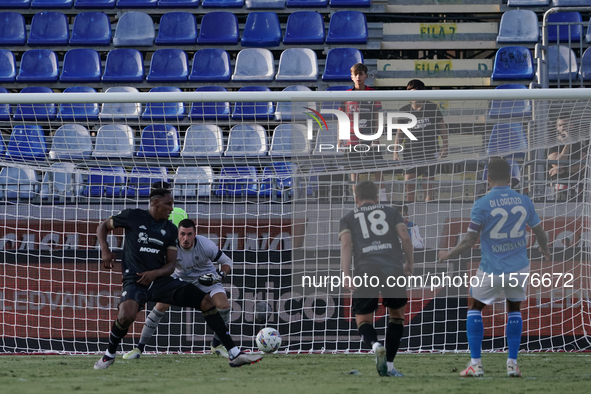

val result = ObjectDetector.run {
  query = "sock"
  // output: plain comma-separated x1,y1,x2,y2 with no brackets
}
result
107,319,129,355
357,322,378,348
506,311,523,360
137,307,166,351
507,358,517,365
203,306,236,353
466,310,483,360
387,361,394,372
213,307,231,345
386,318,404,362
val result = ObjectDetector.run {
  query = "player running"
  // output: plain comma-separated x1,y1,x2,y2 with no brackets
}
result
123,218,233,359
439,157,550,377
339,180,414,377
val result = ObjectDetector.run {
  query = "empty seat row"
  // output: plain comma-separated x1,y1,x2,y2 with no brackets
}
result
0,10,367,47
498,10,591,44
0,47,363,82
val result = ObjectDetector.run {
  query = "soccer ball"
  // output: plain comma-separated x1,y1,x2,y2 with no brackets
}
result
255,327,282,353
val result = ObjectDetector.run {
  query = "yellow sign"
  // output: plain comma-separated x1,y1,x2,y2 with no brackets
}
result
419,24,457,40
414,60,453,74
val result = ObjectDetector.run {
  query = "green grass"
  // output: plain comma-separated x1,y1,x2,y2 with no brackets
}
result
0,353,590,394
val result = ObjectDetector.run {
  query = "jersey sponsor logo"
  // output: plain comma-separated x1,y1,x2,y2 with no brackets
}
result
148,237,164,246
139,246,160,254
138,232,148,244
362,242,393,253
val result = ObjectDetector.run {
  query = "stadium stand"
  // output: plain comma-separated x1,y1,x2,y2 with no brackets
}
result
82,167,126,198
127,166,168,197
190,49,232,81
312,121,342,155
0,167,39,200
508,0,548,5
0,49,16,82
92,124,135,158
141,86,185,121
136,124,181,158
57,86,99,121
17,49,59,82
276,48,318,81
231,86,274,120
283,11,325,44
552,0,591,4
158,0,201,6
286,0,327,6
216,166,258,197
173,166,214,198
232,48,275,81
28,11,69,45
245,0,286,8
322,48,363,81
74,0,116,7
13,86,56,121
69,11,112,46
225,124,268,156
487,123,528,159
60,48,102,82
497,9,539,43
326,10,367,44
488,84,532,119
580,47,591,80
189,86,231,120
102,48,145,82
5,125,48,162
0,87,10,120
259,162,298,199
112,11,155,46
197,12,239,45
146,48,189,81
40,162,83,201
491,46,534,81
181,124,224,157
0,12,26,45
48,124,93,160
548,12,583,43
0,0,31,8
117,0,159,8
274,85,315,121
269,124,310,156
155,12,197,45
241,12,282,47
31,0,73,7
548,44,579,82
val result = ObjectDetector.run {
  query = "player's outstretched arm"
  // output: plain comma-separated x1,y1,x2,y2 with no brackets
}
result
438,231,479,263
531,224,551,262
97,218,116,269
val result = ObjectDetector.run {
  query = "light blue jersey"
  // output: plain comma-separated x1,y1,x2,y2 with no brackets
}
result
469,186,541,275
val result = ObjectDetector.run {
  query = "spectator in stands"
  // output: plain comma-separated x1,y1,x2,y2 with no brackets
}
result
393,79,448,202
339,63,387,202
396,205,425,250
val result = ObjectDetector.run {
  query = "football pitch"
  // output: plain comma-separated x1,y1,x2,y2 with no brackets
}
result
1,353,590,394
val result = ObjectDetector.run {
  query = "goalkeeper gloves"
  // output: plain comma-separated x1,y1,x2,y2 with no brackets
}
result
198,270,226,286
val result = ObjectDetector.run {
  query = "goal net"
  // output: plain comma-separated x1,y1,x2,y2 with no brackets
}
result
0,88,590,354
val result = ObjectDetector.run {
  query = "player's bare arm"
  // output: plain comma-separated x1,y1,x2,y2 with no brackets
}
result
396,223,414,276
438,231,479,262
136,246,178,286
531,224,551,262
97,217,116,269
339,230,353,290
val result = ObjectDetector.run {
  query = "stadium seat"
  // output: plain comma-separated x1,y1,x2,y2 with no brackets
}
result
579,47,591,80
155,12,197,45
113,11,155,46
40,163,83,201
201,0,244,8
225,124,267,156
491,46,534,80
488,84,532,119
16,49,59,82
117,0,158,7
190,49,232,81
0,49,16,82
70,12,112,46
274,85,315,121
189,86,231,120
0,0,31,8
127,167,168,197
92,124,135,158
321,85,351,110
99,87,142,119
215,166,258,197
0,87,10,121
276,48,318,81
14,86,56,121
553,0,591,4
231,86,274,120
0,12,26,45
137,124,181,158
58,86,99,121
102,48,145,82
141,86,185,121
146,49,189,81
259,162,298,198
241,12,282,47
283,11,324,45
181,124,224,156
232,48,275,81
286,0,327,6
60,48,102,82
158,0,201,6
28,12,69,45
548,45,578,82
31,0,73,8
173,166,213,198
326,11,367,44
197,12,239,45
5,125,48,162
487,123,527,159
48,124,93,160
75,0,116,7
548,12,582,43
312,121,343,155
322,48,364,81
0,167,39,200
269,124,310,156
245,0,285,8
497,10,539,43
507,0,548,5
329,0,370,7
82,167,126,197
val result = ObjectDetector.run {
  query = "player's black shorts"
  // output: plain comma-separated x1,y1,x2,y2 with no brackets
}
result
352,296,408,315
408,164,439,178
351,264,408,315
120,276,207,310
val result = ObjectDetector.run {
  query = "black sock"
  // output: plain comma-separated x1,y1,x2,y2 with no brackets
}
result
107,319,129,355
212,337,221,347
137,343,146,352
203,307,236,352
386,318,404,362
357,322,378,348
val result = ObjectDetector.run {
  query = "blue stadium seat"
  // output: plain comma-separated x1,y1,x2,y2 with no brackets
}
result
31,0,73,8
113,11,155,46
322,48,363,81
137,124,180,158
181,124,223,156
491,46,534,80
548,12,582,43
173,166,213,198
201,0,244,7
28,12,69,45
142,86,185,121
70,12,111,45
75,0,115,7
329,0,370,7
286,0,327,6
269,124,310,156
92,124,135,157
322,85,351,110
102,48,144,82
276,48,318,81
0,12,26,45
241,12,281,47
0,87,10,121
147,49,189,81
497,10,539,43
0,0,31,8
488,84,532,119
189,86,231,120
40,163,83,200
60,48,102,82
0,49,16,82
548,44,578,82
0,167,39,200
259,162,298,198
312,121,343,155
58,86,99,121
553,0,591,4
197,12,239,45
155,12,197,45
189,49,231,81
216,167,258,197
246,0,285,8
275,85,315,121
17,49,59,82
580,47,591,80
127,167,168,197
507,0,548,5
283,11,324,45
5,125,48,162
225,124,268,156
231,86,274,121
117,0,158,7
82,167,126,198
487,123,527,159
99,86,141,119
14,87,56,121
49,124,92,160
232,48,274,81
326,11,367,44
158,0,201,6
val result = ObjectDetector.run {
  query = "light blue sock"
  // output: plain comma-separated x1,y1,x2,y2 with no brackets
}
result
506,311,523,360
467,310,483,359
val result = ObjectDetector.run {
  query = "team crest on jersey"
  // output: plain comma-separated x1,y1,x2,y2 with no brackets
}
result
138,232,149,244
161,229,166,236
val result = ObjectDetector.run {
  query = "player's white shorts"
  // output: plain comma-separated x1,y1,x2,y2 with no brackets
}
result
470,266,529,305
191,280,226,297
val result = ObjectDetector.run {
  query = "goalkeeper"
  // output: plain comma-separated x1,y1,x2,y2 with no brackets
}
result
124,218,233,359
